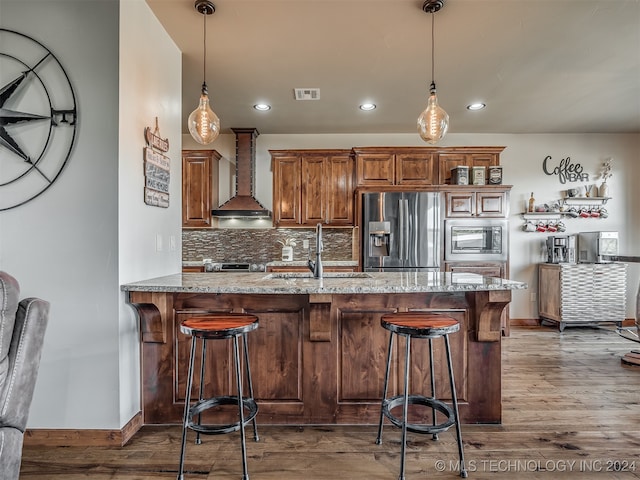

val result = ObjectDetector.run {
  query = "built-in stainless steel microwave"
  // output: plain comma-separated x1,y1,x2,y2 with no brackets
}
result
445,219,509,261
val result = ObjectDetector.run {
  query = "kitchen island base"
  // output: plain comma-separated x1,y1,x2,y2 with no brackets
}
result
128,289,510,426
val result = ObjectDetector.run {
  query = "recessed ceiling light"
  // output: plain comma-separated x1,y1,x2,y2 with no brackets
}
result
467,102,486,111
253,104,271,111
359,103,376,111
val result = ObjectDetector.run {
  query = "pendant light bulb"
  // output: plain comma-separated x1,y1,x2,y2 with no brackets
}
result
418,1,448,144
417,82,449,144
189,83,220,144
189,0,219,145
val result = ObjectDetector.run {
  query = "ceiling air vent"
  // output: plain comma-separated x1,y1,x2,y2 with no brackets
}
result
294,88,321,100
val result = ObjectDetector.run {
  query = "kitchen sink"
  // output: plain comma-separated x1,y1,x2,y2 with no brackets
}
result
263,272,373,279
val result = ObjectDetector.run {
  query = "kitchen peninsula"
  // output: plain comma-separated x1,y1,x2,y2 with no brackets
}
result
122,272,526,427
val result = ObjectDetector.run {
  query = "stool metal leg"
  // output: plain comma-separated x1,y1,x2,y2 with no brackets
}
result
177,335,197,480
233,334,250,480
376,331,394,445
242,333,259,442
399,334,411,480
428,338,438,440
195,338,207,445
444,334,467,478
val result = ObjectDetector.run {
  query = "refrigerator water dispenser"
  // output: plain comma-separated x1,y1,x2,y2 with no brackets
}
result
368,221,390,257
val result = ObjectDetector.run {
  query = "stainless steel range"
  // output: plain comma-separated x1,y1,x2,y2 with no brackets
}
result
203,262,266,273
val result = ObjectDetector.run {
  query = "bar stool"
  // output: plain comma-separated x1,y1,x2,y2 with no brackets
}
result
376,312,467,479
177,313,259,480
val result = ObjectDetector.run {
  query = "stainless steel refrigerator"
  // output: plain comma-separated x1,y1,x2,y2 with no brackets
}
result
362,191,440,272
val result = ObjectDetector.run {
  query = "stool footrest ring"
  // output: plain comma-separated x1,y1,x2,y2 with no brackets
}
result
187,395,258,436
382,394,455,435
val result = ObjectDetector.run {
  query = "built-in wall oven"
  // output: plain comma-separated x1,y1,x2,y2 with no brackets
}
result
444,218,508,262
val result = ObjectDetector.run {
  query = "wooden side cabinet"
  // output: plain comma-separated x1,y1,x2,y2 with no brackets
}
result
538,263,627,331
271,150,354,227
182,150,221,228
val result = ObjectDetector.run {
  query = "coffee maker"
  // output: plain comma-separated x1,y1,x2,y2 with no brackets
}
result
577,231,619,263
546,235,577,264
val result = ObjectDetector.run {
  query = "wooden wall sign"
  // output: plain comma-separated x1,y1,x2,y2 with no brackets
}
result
143,118,170,208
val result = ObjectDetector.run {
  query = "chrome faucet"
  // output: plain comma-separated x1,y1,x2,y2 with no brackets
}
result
308,223,323,279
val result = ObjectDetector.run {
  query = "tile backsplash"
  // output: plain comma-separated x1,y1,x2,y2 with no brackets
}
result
183,228,357,263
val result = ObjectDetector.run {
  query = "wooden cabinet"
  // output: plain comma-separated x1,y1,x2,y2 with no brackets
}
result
182,266,204,272
182,150,221,228
438,151,499,185
271,154,301,225
444,187,510,217
538,263,627,331
271,150,354,227
131,290,503,425
353,148,435,186
445,261,505,278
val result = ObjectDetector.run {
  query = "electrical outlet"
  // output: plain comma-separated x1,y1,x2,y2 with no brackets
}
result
155,234,163,252
530,292,537,302
303,239,309,249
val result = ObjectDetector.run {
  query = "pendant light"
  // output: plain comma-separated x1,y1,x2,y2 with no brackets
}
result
188,0,220,145
417,0,449,144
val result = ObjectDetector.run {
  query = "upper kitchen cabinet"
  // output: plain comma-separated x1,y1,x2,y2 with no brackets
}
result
271,150,354,227
182,149,221,228
437,147,504,185
353,147,436,186
444,186,511,218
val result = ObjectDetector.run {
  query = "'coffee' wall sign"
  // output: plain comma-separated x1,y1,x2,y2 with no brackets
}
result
542,155,589,184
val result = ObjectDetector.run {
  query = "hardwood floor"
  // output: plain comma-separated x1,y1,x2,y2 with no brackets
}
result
20,326,640,479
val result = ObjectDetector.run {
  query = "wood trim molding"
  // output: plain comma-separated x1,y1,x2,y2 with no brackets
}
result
23,411,143,447
508,318,636,328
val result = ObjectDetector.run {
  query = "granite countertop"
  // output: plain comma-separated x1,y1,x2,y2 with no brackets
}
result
122,271,527,295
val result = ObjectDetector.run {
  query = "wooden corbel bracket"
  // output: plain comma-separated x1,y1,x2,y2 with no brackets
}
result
129,302,166,344
474,290,511,342
308,294,332,342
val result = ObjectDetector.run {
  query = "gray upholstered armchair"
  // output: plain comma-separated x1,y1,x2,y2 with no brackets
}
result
0,271,49,480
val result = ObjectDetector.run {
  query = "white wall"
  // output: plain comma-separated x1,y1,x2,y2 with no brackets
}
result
0,0,121,428
118,1,182,427
195,132,640,319
0,0,181,430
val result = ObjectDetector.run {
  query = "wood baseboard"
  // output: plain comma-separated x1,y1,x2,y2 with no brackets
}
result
509,318,541,327
508,318,636,328
23,411,143,447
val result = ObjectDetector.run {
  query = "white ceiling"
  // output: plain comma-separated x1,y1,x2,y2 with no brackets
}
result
146,0,640,136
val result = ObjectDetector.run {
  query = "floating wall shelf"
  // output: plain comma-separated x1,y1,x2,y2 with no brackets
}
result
521,212,563,221
561,197,611,205
520,197,611,232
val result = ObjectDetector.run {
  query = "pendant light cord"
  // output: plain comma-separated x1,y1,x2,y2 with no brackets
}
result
430,12,436,91
202,11,207,91
431,13,435,83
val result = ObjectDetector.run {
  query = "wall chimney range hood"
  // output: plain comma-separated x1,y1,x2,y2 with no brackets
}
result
212,127,271,218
